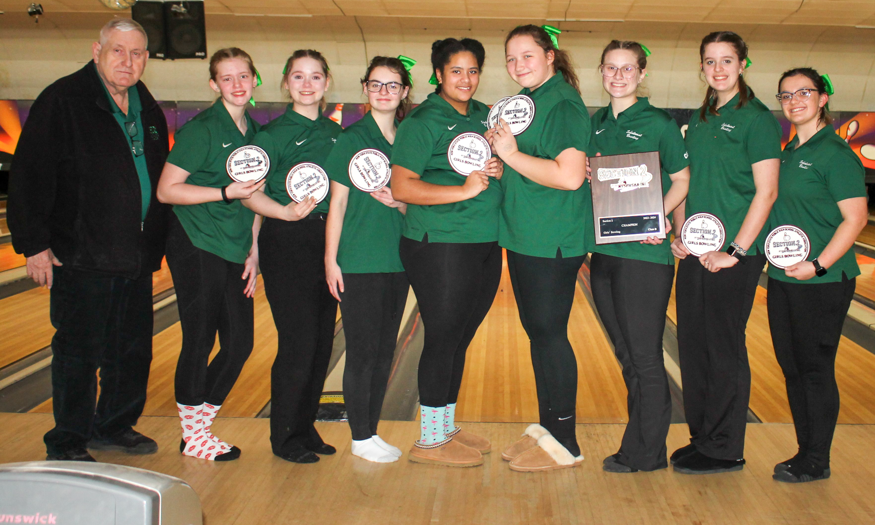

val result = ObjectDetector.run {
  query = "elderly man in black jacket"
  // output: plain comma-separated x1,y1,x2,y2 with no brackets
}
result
8,18,170,461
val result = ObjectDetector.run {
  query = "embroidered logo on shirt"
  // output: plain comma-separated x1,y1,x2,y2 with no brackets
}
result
799,160,812,170
626,130,642,140
296,139,307,146
332,138,337,143
720,123,735,132
481,120,488,128
223,142,232,148
448,124,457,130
684,152,689,159
595,129,605,134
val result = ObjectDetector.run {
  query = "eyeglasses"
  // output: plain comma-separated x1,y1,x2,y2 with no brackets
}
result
599,64,640,78
776,88,819,104
125,121,144,157
364,80,403,94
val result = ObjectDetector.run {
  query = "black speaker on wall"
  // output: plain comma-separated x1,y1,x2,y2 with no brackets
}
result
132,0,207,60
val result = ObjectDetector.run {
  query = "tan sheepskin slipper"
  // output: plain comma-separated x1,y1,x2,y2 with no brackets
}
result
408,438,484,467
502,424,550,461
509,433,584,472
447,427,491,454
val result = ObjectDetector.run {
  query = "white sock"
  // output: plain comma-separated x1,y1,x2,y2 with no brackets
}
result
200,403,232,451
352,438,398,463
372,435,402,457
178,403,223,461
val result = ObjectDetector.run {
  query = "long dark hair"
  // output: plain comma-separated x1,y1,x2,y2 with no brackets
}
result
778,67,833,126
430,38,485,94
281,49,331,111
505,25,580,94
361,56,413,121
698,31,753,121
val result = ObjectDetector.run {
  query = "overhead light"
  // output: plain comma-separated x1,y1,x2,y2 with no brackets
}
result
855,25,875,29
98,0,137,10
546,18,625,22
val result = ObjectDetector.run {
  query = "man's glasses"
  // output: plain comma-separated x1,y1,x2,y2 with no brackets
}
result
775,88,819,104
364,80,403,94
125,121,144,157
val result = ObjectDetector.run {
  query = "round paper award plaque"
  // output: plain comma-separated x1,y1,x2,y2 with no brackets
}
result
497,94,536,135
681,213,726,256
447,132,492,176
487,97,511,129
764,225,811,269
348,149,391,192
226,145,270,183
285,163,329,203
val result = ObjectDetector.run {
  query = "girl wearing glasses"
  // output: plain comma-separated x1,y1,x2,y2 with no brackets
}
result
157,47,263,461
587,41,690,473
243,49,342,464
391,38,503,467
324,57,412,463
767,68,866,483
488,25,589,472
670,31,781,474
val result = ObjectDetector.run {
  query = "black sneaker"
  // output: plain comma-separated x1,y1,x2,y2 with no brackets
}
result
670,443,697,465
89,428,158,455
673,450,745,475
773,461,830,483
276,446,320,464
47,448,97,462
774,450,806,474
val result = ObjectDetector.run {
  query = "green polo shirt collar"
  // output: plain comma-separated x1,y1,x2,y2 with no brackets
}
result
361,111,392,150
101,79,150,221
283,104,323,129
786,124,832,152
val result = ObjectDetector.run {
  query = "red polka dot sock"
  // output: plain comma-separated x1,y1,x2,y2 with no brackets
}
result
200,403,233,452
177,403,237,461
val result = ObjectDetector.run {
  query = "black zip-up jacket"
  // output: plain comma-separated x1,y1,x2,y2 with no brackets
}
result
8,62,170,279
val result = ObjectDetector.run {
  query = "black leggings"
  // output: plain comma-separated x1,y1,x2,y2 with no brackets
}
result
590,253,674,470
166,214,254,407
507,250,584,456
260,217,338,456
767,276,854,469
399,236,501,409
339,272,409,441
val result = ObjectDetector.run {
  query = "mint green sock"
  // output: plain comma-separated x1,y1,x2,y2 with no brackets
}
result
444,403,457,434
420,405,446,445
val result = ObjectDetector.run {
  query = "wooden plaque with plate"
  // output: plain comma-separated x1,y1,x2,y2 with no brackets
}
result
590,151,666,245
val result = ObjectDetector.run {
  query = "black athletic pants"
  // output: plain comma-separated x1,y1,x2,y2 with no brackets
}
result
767,276,854,469
590,253,674,470
339,272,409,441
399,236,501,409
675,253,765,461
166,214,254,407
260,217,338,456
507,249,585,457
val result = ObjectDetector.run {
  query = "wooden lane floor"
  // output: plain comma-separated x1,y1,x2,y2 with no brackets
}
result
854,252,875,304
0,242,24,272
666,265,875,424
456,254,628,424
0,261,174,371
3,414,875,525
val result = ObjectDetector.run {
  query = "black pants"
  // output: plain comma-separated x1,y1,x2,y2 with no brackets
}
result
767,276,854,469
339,272,409,441
260,217,338,455
399,236,501,409
507,249,585,455
590,253,674,470
166,215,254,407
44,266,153,455
675,253,765,461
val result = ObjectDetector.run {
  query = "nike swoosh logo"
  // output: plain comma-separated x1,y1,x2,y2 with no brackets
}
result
296,139,307,146
448,124,457,130
595,129,605,134
223,142,232,148
558,415,573,421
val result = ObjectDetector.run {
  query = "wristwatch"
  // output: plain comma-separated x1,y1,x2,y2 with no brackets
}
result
726,242,747,264
812,258,827,277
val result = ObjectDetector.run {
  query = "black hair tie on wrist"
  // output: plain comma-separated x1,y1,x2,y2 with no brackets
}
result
221,185,232,204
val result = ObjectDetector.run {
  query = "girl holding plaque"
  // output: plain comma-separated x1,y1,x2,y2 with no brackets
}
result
391,38,504,467
157,48,263,461
669,31,781,474
767,68,866,483
242,50,342,464
588,41,690,473
488,25,590,472
324,56,412,463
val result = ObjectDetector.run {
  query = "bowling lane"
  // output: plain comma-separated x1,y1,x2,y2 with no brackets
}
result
0,242,25,272
456,253,629,424
854,253,875,304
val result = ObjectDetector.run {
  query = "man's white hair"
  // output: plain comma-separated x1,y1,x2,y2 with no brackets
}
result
98,18,148,47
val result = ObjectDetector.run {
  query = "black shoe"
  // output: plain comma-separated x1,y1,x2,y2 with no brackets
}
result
673,450,745,475
670,443,697,465
603,453,622,466
603,455,639,473
773,461,830,483
774,450,806,474
89,428,158,455
305,442,336,455
179,438,242,460
276,447,320,464
47,448,97,462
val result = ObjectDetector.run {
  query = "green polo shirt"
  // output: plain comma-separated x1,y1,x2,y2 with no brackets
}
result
498,73,591,258
102,81,150,221
253,104,342,214
587,98,689,265
767,126,866,283
391,93,501,243
167,101,260,264
325,112,405,274
685,90,782,254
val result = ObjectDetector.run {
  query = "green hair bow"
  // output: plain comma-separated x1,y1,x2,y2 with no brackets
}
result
398,55,416,86
250,69,262,107
821,74,835,96
542,25,561,49
429,72,439,86
640,44,652,57
745,57,752,68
